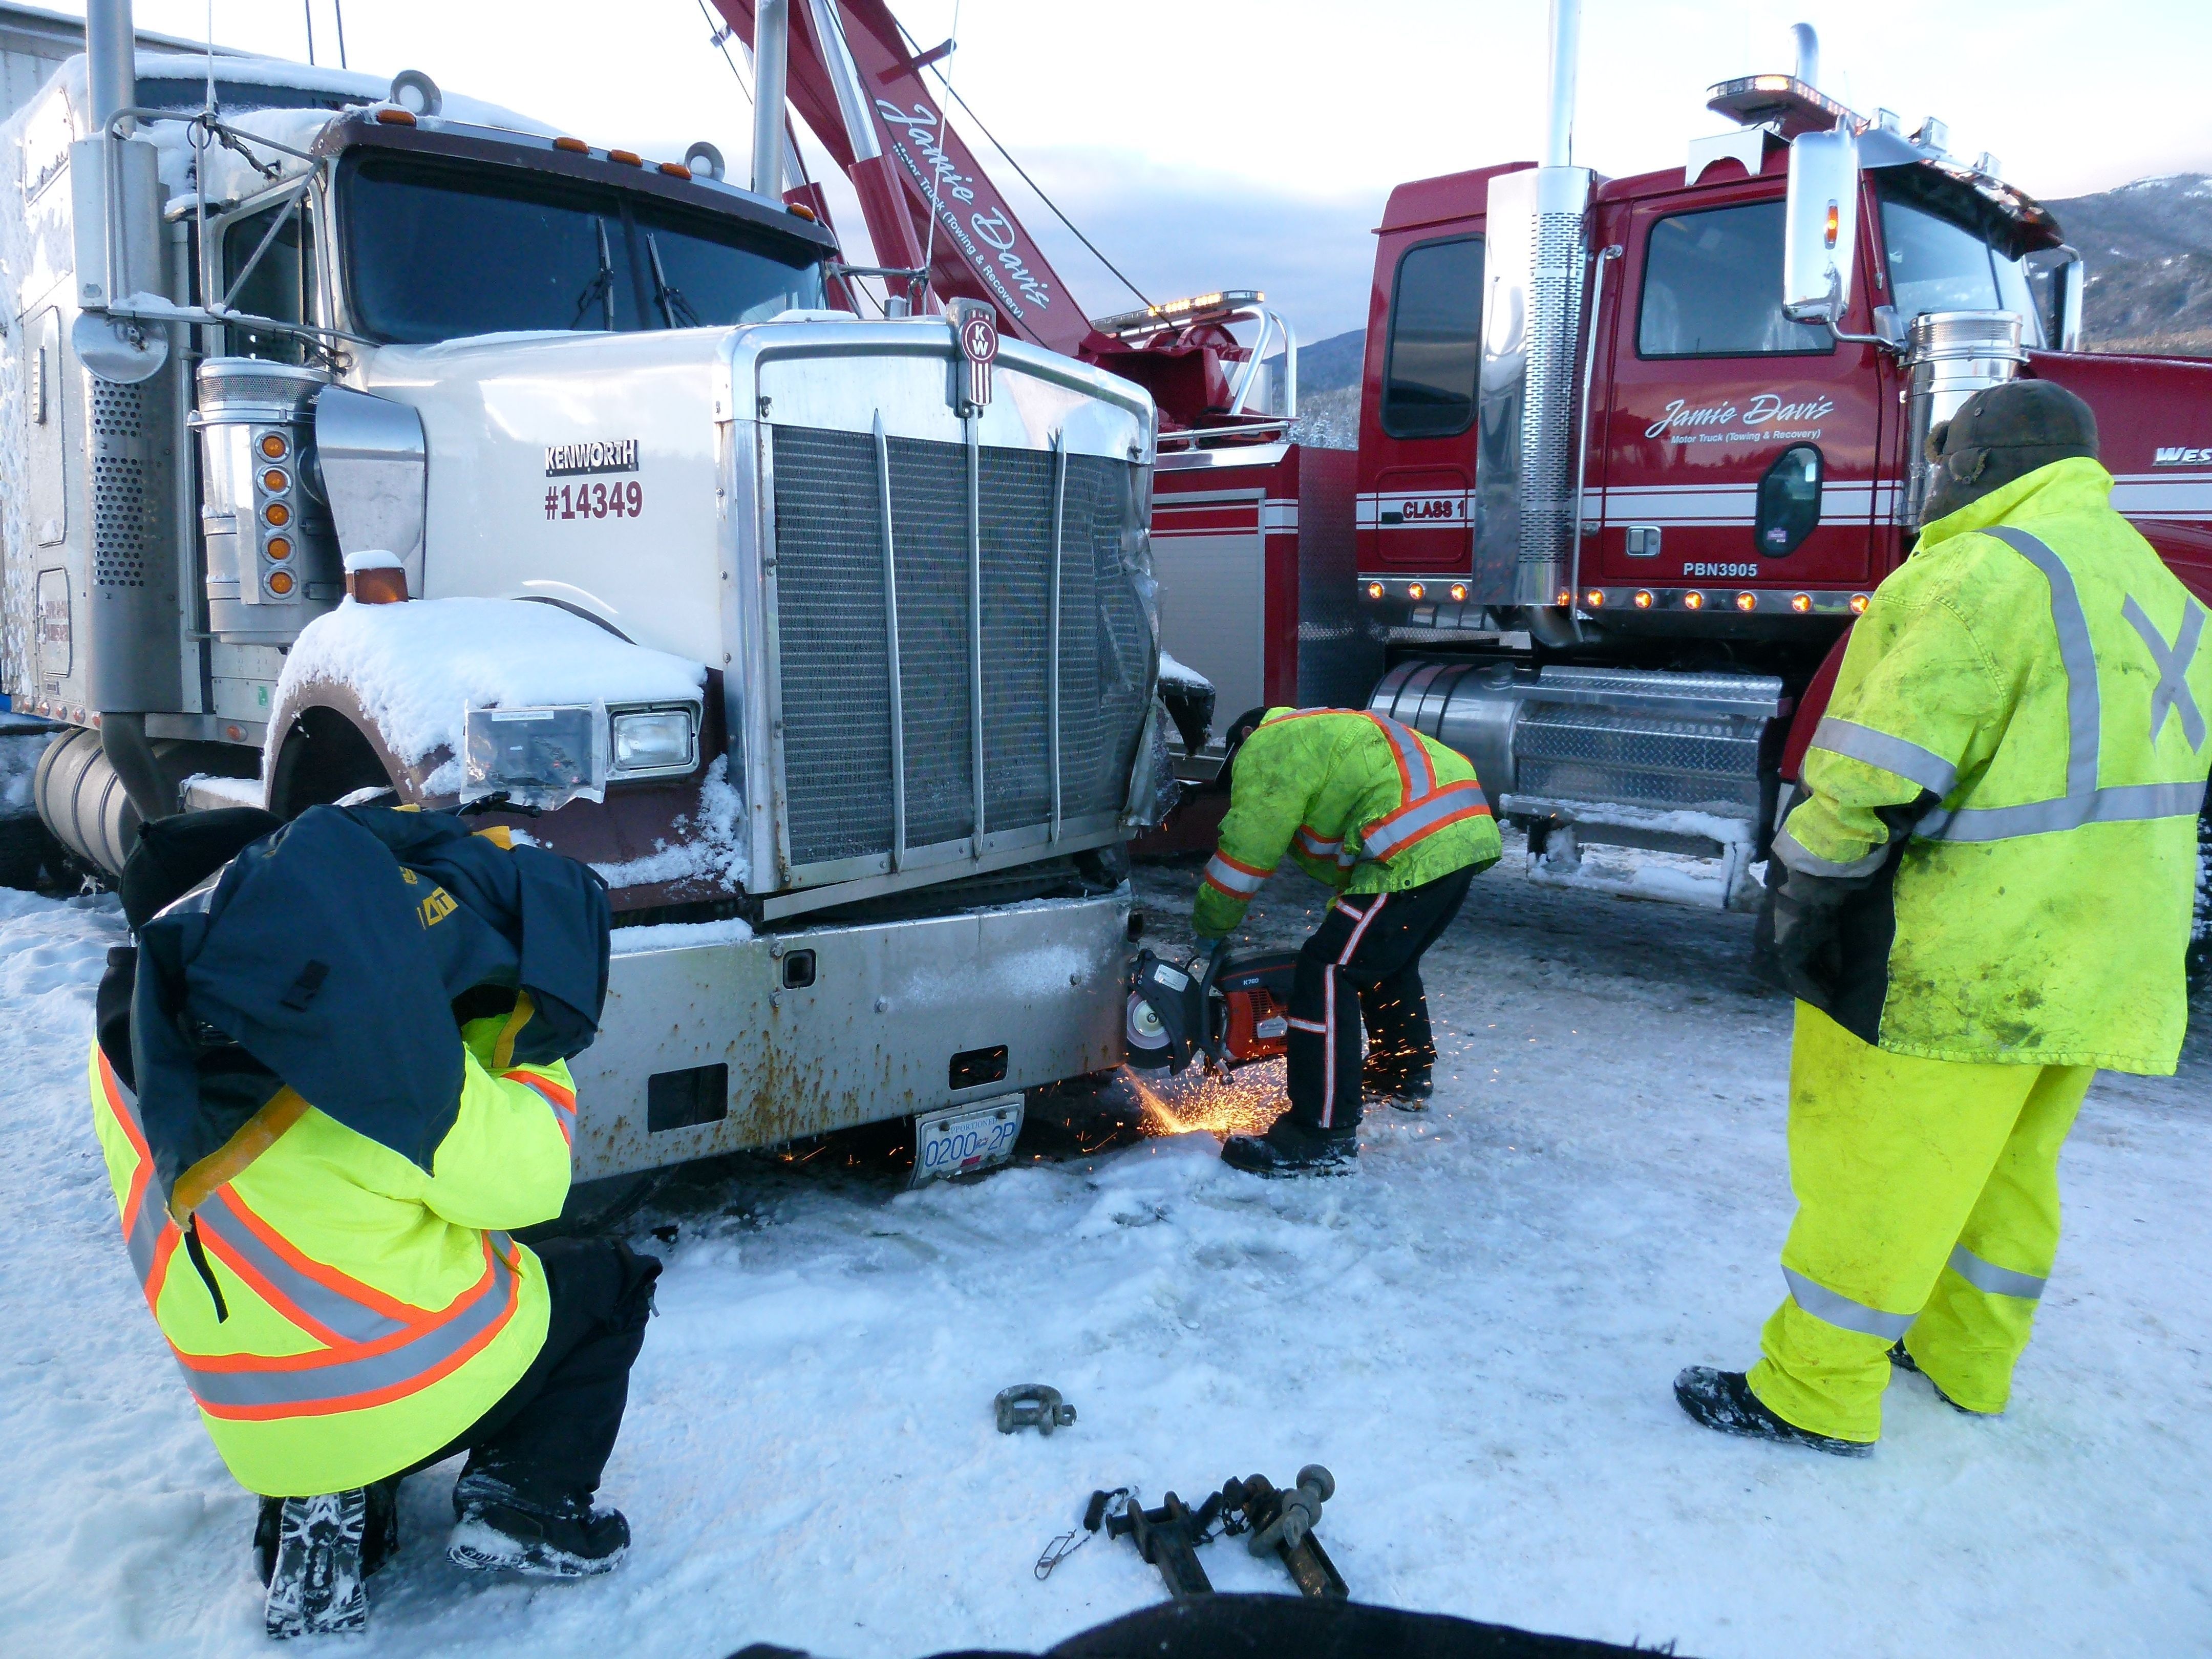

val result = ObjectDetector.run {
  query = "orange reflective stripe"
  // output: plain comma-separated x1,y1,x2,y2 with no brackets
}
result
97,1050,178,1312
504,1070,577,1145
1365,713,1435,800
1360,779,1492,861
177,1234,521,1421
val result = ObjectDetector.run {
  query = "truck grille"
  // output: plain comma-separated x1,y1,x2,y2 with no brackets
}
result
771,425,1151,877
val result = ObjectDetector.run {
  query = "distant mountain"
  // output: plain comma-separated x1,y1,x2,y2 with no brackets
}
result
1298,327,1367,395
2043,174,2212,355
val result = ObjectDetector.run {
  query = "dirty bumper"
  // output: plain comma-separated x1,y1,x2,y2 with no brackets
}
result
569,891,1133,1180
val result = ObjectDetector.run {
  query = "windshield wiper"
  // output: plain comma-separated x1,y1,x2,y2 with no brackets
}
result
646,232,702,329
571,218,616,330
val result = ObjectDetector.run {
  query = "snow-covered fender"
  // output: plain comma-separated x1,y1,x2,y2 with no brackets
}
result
263,595,708,813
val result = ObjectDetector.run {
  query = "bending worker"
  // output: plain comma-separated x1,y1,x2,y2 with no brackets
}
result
1196,707,1500,1174
91,805,658,1637
1677,381,2211,1456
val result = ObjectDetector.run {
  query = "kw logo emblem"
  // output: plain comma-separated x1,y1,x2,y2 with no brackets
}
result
418,887,459,929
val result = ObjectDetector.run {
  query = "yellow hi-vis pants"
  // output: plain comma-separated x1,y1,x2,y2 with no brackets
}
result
1746,1003,2095,1443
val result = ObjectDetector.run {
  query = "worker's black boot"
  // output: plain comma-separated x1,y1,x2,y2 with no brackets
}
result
1362,1059,1435,1111
1221,1116,1357,1176
449,1467,630,1578
257,1477,399,1587
262,1490,370,1638
1888,1342,1988,1415
1672,1366,1873,1458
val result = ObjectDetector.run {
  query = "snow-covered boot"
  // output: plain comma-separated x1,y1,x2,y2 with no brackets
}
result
1362,1060,1434,1111
449,1469,630,1579
1888,1342,1987,1415
1221,1116,1357,1176
262,1491,369,1639
1672,1366,1873,1458
257,1477,399,1589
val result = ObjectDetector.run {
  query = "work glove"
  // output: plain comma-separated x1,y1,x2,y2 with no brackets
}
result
1766,866,1852,1008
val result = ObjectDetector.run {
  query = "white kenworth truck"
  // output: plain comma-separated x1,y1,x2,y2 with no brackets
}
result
3,12,1166,1189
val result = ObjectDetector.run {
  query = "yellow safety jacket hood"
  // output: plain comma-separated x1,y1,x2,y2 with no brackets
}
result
1194,707,1502,937
1776,457,2211,1071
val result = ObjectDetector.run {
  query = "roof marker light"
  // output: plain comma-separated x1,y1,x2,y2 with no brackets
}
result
660,162,693,180
554,137,588,153
374,107,416,126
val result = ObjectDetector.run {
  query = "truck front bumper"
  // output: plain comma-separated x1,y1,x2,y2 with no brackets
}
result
568,889,1134,1181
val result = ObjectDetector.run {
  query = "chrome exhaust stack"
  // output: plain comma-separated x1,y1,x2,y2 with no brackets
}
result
1470,0,1592,620
751,0,790,198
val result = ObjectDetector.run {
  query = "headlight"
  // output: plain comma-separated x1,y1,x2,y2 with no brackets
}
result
610,708,696,774
462,704,605,809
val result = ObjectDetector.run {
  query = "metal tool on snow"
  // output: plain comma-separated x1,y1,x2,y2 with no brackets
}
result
1046,1464,1346,1599
995,1384,1077,1435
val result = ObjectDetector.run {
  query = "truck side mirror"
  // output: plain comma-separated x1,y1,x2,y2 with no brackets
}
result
1782,126,1861,325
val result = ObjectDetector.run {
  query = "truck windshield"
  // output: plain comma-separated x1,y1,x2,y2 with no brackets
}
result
339,153,825,344
1878,193,2045,346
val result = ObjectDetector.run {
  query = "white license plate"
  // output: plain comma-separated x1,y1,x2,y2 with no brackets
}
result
912,1095,1025,1187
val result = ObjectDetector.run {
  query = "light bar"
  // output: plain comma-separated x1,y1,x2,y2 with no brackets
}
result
1091,288,1264,337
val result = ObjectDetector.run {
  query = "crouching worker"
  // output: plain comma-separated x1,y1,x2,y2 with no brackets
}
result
1197,708,1501,1174
89,805,658,1637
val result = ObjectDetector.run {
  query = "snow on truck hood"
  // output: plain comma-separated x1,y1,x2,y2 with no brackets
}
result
274,595,706,791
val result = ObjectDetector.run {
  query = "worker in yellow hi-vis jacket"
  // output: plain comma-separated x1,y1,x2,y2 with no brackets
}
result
92,806,656,1636
1678,380,2212,1456
1195,707,1501,1174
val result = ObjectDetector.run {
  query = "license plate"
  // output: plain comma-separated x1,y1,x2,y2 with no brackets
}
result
912,1095,1025,1187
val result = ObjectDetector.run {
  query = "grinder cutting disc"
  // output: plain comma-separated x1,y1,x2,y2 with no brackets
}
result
1125,990,1173,1068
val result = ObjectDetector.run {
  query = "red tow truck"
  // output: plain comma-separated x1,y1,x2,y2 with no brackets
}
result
719,1,2209,956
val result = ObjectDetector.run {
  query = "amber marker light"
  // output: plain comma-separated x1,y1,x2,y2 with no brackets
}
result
554,136,588,153
264,502,290,527
267,569,295,595
1632,590,1653,609
609,148,643,166
1683,590,1706,610
1555,589,1572,606
1849,592,1871,614
262,469,289,493
1449,583,1467,603
1790,592,1814,613
660,162,693,179
374,107,417,126
260,433,288,460
266,536,293,562
1736,591,1758,612
1584,589,1605,608
1366,581,1385,600
1408,582,1426,601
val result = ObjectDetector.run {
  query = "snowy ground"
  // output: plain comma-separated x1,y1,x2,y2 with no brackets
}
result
1,840,2207,1658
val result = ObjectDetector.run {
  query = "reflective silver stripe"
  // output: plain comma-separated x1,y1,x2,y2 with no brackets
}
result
196,1189,412,1346
1368,713,1436,796
1293,826,1342,860
1947,1243,2047,1301
1783,1266,1916,1342
2123,592,2207,750
103,1064,174,1292
177,1243,517,1413
1359,780,1488,860
1810,716,1959,798
1917,779,2206,842
1203,853,1267,896
1984,527,2101,797
1770,820,1891,880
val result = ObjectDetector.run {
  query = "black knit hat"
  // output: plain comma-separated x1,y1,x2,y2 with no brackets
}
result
118,807,283,933
1923,379,2099,524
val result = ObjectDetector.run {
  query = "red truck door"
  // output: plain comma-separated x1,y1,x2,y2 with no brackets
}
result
1587,178,1887,603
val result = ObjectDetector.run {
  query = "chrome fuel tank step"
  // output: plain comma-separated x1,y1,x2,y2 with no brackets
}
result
1369,660,1784,909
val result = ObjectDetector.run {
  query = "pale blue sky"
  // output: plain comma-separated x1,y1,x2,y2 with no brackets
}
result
56,1,2212,339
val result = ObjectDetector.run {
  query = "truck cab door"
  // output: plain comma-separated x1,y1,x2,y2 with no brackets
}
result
1589,183,1886,603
